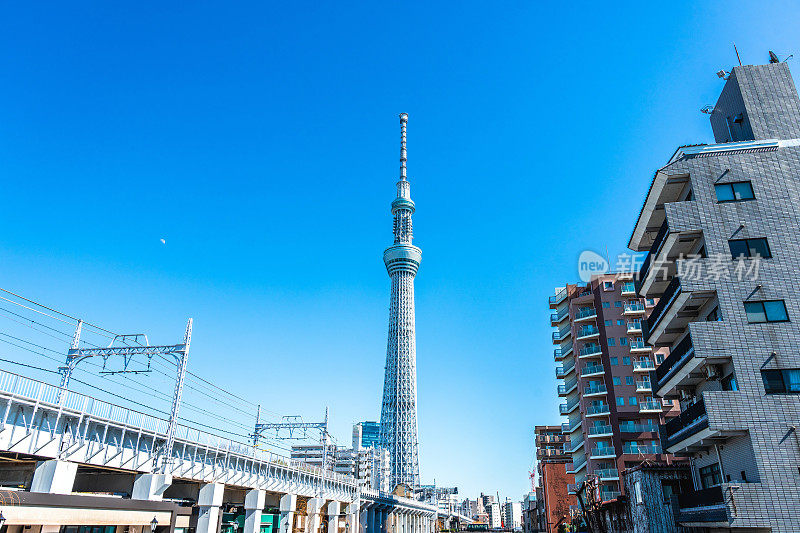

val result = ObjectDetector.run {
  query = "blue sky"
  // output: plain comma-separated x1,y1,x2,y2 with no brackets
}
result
2,1,800,500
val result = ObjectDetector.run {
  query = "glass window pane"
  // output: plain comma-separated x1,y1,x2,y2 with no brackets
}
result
748,238,771,259
762,369,785,393
745,302,767,323
728,239,749,258
783,369,800,393
764,300,789,322
715,183,735,201
629,396,637,405
732,181,754,200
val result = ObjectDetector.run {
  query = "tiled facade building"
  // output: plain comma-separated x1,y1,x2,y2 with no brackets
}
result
550,275,681,503
630,61,800,531
534,426,574,533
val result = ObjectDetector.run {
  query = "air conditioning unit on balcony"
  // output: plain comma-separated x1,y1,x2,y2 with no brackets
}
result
705,365,721,380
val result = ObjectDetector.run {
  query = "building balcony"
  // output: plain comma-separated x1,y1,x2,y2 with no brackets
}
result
552,325,572,344
574,306,597,323
535,434,566,445
578,343,602,359
555,362,576,378
576,325,600,340
581,363,604,378
550,306,570,325
627,320,643,334
659,394,745,454
559,397,580,415
566,484,579,495
677,483,768,528
599,489,621,502
587,424,613,438
566,458,587,474
562,417,582,434
633,359,655,372
638,400,662,413
558,376,578,396
644,277,716,346
536,448,566,460
549,287,568,308
589,446,616,459
622,443,662,455
618,422,658,434
635,379,652,392
636,219,705,299
586,404,610,417
595,468,620,481
629,338,652,353
623,302,645,316
653,329,729,398
584,384,607,397
554,342,573,361
567,435,584,453
620,282,636,296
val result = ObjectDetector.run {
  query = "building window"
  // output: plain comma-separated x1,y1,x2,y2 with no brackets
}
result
617,319,625,326
761,369,800,394
620,337,628,346
744,300,789,323
721,373,738,391
612,377,621,385
604,281,614,291
629,396,638,405
614,301,623,307
715,181,754,203
699,463,722,489
623,356,631,366
625,376,634,386
645,298,655,306
608,338,615,346
655,353,665,364
610,357,618,366
604,320,611,326
706,306,721,322
616,397,625,406
728,238,771,259
602,302,611,309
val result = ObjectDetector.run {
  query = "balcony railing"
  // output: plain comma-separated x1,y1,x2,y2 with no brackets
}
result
575,306,597,320
577,325,599,338
579,344,602,357
586,404,610,416
584,384,607,396
639,400,662,412
553,325,572,341
633,359,655,371
622,443,662,455
677,485,723,510
621,282,636,295
645,277,681,342
636,379,652,392
629,338,651,351
595,468,619,479
568,435,584,452
566,457,587,474
638,220,669,285
627,320,643,333
555,362,576,378
558,378,578,396
624,302,645,314
588,424,613,436
550,307,570,324
619,422,658,433
653,333,694,389
549,287,568,305
599,489,621,501
662,397,708,450
590,446,616,458
582,363,604,377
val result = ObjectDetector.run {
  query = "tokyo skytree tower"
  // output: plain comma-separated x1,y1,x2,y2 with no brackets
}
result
379,113,421,489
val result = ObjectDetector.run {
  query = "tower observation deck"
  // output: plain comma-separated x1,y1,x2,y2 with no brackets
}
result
379,113,421,489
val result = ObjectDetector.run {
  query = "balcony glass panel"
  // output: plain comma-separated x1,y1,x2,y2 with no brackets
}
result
577,325,599,338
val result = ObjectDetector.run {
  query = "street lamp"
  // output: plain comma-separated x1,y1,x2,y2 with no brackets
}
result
150,517,158,533
0,511,6,529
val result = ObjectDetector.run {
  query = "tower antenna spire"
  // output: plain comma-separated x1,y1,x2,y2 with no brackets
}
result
399,113,408,181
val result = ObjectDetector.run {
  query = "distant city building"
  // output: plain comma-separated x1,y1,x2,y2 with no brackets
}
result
290,443,336,468
533,426,574,533
502,499,522,531
521,492,538,533
356,421,381,449
487,502,501,529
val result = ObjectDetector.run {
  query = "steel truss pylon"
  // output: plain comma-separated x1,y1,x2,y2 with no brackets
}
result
379,113,421,489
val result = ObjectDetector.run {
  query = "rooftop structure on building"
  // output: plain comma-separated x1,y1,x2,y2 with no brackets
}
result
629,59,800,532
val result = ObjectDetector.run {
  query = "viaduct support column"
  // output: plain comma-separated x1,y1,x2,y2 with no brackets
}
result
347,503,360,533
244,489,266,533
327,501,341,533
197,483,225,533
132,473,172,501
30,460,77,494
306,498,326,533
281,494,298,533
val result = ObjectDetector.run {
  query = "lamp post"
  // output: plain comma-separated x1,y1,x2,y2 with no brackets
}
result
150,517,158,533
0,511,6,530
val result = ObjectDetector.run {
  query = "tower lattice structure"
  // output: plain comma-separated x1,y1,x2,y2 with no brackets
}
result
379,113,421,489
